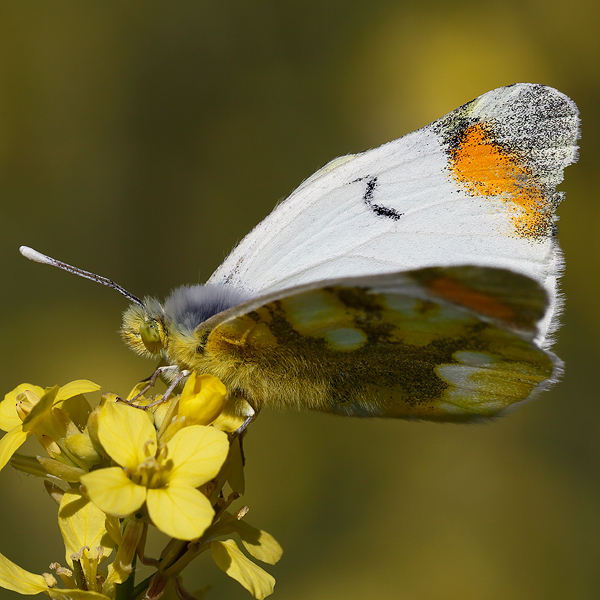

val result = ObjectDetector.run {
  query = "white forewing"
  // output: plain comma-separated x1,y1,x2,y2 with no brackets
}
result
208,84,579,346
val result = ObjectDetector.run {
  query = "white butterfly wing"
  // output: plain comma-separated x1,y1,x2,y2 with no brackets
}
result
207,84,579,346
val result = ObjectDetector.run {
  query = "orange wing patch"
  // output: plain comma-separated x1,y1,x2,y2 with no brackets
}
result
427,275,516,322
408,266,548,334
448,121,551,240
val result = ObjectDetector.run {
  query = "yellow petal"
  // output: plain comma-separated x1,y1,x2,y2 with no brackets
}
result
235,521,283,566
178,373,227,425
0,384,43,431
81,467,146,517
0,399,21,432
58,490,115,567
85,408,105,460
22,386,59,432
166,425,229,488
59,396,93,431
211,539,275,599
146,485,214,540
151,397,178,434
0,428,29,471
105,514,122,545
4,384,45,401
56,380,101,401
97,401,156,469
212,412,248,434
125,381,149,402
0,551,48,594
125,381,148,400
207,512,282,565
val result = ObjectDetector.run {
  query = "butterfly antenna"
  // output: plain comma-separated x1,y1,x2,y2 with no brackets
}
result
19,246,146,310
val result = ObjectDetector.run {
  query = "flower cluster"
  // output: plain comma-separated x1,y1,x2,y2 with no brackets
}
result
0,373,281,600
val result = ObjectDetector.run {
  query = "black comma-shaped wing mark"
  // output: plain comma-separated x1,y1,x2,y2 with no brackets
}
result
353,176,403,221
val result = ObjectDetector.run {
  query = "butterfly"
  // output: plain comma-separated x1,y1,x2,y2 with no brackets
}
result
21,83,580,422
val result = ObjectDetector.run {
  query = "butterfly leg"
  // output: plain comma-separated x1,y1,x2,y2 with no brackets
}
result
233,413,255,437
124,365,188,409
158,369,190,405
231,404,259,466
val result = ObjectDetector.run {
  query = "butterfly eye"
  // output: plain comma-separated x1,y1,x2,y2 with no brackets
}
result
139,319,164,354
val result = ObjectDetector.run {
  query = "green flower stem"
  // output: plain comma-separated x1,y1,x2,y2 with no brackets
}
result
163,541,210,577
128,576,153,600
158,539,187,571
213,491,240,520
71,558,87,591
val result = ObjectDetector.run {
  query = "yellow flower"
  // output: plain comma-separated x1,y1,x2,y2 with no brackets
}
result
158,372,229,441
0,550,108,600
80,400,229,540
204,509,282,598
209,510,283,565
58,490,115,568
178,373,227,425
211,539,276,600
0,381,100,471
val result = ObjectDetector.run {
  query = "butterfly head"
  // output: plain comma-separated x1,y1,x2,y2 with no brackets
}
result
121,284,251,364
121,296,166,358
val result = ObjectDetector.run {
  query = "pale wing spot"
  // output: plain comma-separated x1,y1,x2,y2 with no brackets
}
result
281,291,351,335
324,328,367,351
381,294,419,315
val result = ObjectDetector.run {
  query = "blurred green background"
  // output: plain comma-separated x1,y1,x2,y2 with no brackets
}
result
0,1,598,599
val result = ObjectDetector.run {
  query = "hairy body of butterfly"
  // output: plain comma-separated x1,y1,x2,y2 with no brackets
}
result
23,83,580,422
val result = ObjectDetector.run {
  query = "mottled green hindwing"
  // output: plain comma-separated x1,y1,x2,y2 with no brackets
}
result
199,266,558,421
